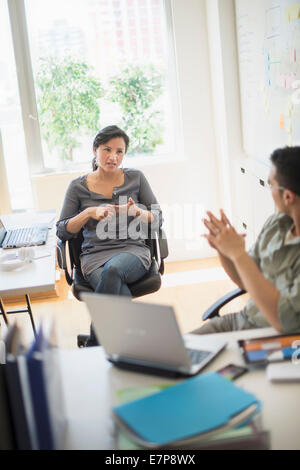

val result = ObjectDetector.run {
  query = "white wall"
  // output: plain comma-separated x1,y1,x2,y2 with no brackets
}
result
0,130,11,214
32,0,222,263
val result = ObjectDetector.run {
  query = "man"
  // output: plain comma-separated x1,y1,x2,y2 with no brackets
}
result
194,146,300,334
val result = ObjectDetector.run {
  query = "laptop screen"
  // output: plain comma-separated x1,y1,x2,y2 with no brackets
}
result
0,219,7,246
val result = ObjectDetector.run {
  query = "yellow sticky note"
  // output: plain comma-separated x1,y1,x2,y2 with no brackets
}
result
285,3,300,22
280,114,285,130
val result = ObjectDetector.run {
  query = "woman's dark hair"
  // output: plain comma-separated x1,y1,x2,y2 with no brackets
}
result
92,125,129,170
270,146,300,196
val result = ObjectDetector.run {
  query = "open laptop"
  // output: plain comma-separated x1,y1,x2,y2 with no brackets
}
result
81,293,227,377
0,218,49,249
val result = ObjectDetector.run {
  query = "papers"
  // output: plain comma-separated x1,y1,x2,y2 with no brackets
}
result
2,210,56,230
267,363,300,382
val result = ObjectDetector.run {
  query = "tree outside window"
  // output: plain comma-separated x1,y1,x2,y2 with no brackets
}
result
36,58,165,163
109,64,164,155
36,56,103,162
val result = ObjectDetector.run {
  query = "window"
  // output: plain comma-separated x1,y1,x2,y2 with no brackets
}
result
23,0,178,171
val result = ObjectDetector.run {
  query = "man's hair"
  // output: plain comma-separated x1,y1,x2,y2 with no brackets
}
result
270,147,300,196
92,125,129,170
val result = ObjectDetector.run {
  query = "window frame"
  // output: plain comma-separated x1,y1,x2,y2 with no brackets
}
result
8,0,44,174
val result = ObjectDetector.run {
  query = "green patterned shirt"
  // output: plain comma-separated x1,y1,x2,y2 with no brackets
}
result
244,212,300,333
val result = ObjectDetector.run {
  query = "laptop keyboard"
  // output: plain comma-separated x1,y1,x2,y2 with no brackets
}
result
5,226,47,248
187,348,212,365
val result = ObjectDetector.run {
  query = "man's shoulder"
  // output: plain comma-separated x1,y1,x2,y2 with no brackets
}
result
262,212,292,230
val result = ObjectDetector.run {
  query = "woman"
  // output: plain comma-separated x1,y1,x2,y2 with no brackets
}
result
57,125,162,345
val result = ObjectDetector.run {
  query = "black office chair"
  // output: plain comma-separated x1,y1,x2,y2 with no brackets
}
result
202,288,247,321
56,228,169,346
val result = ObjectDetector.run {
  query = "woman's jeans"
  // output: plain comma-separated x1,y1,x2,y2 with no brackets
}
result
85,253,148,345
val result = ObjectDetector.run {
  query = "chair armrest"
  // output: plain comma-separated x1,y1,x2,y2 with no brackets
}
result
56,239,73,286
158,229,169,260
56,239,66,269
202,288,246,321
148,230,169,274
151,229,168,275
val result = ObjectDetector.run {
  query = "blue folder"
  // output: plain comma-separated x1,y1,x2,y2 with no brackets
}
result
26,325,54,450
113,372,260,447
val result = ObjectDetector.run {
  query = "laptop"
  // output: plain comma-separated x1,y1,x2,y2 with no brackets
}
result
0,218,49,249
81,293,227,377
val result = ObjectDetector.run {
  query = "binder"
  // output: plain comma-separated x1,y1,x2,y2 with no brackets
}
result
3,323,32,450
26,324,55,450
0,365,17,450
113,371,261,448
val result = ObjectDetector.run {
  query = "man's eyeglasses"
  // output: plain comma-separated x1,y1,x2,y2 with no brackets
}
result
267,182,286,191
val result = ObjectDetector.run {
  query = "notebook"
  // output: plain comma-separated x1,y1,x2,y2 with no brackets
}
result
0,217,48,249
113,371,261,448
81,293,227,377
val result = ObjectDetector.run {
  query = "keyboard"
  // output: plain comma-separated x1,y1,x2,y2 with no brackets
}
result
187,348,212,365
3,225,48,248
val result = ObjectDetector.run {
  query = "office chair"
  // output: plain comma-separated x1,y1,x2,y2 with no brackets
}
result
56,228,169,346
202,288,246,321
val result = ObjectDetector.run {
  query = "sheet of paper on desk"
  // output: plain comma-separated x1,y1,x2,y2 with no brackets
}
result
267,363,300,382
2,211,56,229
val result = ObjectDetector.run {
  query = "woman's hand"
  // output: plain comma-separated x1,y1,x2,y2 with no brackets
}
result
113,197,141,217
87,205,115,221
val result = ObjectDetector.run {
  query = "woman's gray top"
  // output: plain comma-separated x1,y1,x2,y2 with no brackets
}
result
56,168,162,278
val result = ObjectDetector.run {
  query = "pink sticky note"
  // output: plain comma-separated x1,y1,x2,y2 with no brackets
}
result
290,48,297,63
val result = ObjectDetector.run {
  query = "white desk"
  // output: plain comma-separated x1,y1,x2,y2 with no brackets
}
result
0,212,56,333
0,212,56,297
58,327,300,450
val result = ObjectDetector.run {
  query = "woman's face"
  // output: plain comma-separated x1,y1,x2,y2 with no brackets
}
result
94,137,126,173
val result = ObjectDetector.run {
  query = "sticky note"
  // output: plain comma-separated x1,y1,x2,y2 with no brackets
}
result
277,74,286,88
291,47,297,62
285,73,297,89
280,114,285,130
285,3,300,22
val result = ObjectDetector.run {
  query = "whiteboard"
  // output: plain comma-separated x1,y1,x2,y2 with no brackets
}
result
235,0,300,163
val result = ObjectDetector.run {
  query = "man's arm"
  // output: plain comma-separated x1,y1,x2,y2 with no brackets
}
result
231,251,281,331
203,210,282,332
218,252,245,290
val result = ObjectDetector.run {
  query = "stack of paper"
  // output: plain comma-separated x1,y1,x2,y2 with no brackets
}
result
114,373,270,450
